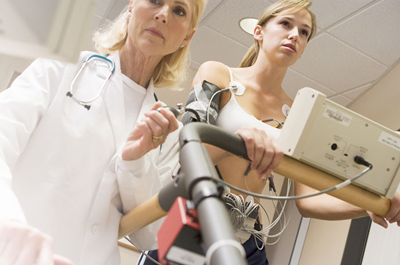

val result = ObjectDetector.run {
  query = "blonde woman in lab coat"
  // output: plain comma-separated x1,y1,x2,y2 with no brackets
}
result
0,0,206,264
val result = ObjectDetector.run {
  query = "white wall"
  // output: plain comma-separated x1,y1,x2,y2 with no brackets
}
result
0,54,32,91
291,61,400,265
119,244,141,265
349,61,400,265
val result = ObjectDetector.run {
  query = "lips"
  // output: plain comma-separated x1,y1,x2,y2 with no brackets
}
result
283,43,296,53
146,27,164,39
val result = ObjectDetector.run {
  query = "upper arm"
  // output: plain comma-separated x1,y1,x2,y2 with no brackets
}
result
192,61,231,90
0,57,66,221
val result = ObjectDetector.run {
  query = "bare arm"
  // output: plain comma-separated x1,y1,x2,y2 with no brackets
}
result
295,182,400,228
294,182,367,220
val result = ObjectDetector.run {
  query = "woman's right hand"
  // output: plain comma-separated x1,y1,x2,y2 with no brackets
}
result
235,127,283,179
122,101,179,161
0,220,75,265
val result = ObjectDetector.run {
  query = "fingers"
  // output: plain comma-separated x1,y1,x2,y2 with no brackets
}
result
386,192,400,225
0,220,61,265
35,235,55,265
15,232,52,265
235,127,283,179
143,103,179,144
367,211,388,228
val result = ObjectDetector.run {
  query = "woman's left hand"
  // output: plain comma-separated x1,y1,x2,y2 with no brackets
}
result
368,192,400,228
121,101,179,161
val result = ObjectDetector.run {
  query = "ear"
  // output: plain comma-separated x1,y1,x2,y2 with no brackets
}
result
181,28,196,47
253,25,263,42
128,0,134,14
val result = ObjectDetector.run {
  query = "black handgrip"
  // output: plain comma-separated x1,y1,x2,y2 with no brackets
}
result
180,123,250,160
157,106,180,118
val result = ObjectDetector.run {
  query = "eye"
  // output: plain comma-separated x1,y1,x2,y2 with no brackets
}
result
174,6,186,16
280,20,290,27
149,0,161,4
301,29,309,37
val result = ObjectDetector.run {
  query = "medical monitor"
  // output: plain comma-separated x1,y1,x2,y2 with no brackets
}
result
0,0,98,63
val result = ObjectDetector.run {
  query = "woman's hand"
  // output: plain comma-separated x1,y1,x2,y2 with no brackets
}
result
235,127,283,179
122,101,179,161
368,192,400,228
0,220,75,265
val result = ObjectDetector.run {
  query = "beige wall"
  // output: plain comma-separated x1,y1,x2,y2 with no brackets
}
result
297,61,400,265
119,245,141,265
349,61,400,130
349,61,400,265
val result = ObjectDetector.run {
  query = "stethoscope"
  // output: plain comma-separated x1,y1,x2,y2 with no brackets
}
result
66,54,115,110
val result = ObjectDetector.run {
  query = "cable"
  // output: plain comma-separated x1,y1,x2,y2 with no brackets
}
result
261,118,284,128
206,88,232,124
184,108,201,122
242,171,293,249
124,237,161,265
212,159,373,201
234,156,372,247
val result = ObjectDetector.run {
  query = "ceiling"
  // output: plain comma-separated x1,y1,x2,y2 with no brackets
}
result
84,0,400,107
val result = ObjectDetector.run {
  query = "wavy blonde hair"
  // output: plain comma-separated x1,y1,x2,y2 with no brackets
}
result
93,0,207,89
239,0,317,68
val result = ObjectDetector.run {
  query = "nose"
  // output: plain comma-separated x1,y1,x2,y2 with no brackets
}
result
288,28,299,41
155,6,168,24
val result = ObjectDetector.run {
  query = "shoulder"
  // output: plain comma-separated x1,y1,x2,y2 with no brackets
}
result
31,51,95,72
195,61,231,90
197,61,229,77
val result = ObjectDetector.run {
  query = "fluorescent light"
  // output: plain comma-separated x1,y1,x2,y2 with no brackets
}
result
239,18,258,35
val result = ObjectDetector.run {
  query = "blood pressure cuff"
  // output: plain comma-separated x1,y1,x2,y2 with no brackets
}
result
181,80,222,125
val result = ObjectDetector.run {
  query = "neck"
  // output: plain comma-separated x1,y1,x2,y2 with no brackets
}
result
119,44,163,88
244,56,288,95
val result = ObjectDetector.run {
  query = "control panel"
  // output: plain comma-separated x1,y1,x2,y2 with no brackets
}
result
278,87,400,198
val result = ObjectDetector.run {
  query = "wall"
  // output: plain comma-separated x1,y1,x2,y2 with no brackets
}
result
120,244,141,264
349,61,400,265
291,61,400,265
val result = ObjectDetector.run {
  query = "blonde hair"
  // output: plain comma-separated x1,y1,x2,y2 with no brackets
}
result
93,0,207,89
239,0,317,68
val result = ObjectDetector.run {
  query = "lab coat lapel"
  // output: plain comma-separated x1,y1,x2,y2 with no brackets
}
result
137,79,157,125
101,53,126,150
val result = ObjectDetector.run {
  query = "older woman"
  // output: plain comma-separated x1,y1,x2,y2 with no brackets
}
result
0,0,206,264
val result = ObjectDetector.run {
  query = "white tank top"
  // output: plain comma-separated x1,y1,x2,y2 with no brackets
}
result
215,66,283,140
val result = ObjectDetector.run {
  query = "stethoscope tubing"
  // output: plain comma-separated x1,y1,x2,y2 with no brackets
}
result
66,54,115,110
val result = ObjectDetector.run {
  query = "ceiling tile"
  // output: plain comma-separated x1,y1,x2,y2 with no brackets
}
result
282,68,336,99
291,33,387,93
309,0,375,30
342,83,372,100
190,26,248,67
329,0,400,67
107,0,129,21
154,67,198,107
202,0,272,47
327,94,352,107
91,14,103,30
199,0,223,22
95,0,113,17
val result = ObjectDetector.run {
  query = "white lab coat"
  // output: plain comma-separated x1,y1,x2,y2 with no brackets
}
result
0,51,181,264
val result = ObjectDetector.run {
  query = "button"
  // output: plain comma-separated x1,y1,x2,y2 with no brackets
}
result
91,224,99,234
330,143,338,150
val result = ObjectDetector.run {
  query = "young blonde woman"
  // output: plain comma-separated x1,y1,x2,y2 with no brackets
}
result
140,0,400,264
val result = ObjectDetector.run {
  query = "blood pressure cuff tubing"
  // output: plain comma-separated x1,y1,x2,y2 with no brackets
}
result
181,80,222,125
